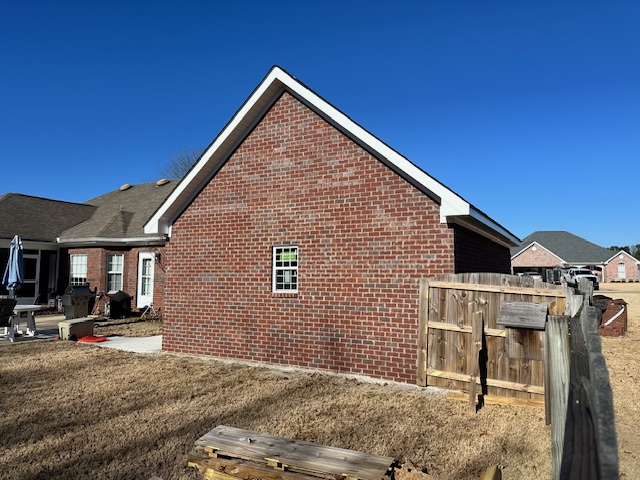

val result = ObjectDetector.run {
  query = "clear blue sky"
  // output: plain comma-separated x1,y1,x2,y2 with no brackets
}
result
2,1,638,248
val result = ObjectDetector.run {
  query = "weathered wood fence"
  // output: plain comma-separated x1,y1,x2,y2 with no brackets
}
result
417,273,565,403
417,274,619,479
548,279,619,479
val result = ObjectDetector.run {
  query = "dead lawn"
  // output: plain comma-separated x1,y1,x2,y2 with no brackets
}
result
598,282,640,479
1,282,638,480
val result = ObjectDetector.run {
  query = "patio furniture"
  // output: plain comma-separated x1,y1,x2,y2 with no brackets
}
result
12,304,44,336
0,298,18,342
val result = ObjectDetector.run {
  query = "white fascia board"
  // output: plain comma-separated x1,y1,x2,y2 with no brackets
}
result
145,69,285,235
57,236,166,247
511,241,565,263
277,69,472,220
466,206,519,246
604,249,640,265
145,66,508,242
0,239,58,251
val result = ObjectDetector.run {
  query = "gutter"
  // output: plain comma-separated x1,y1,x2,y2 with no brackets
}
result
56,236,167,248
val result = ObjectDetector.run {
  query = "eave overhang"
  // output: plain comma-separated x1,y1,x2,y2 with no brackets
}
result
144,66,519,248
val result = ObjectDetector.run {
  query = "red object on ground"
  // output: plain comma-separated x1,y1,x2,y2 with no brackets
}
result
77,336,109,343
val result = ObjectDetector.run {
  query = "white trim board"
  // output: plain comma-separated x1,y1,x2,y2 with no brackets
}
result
144,66,519,248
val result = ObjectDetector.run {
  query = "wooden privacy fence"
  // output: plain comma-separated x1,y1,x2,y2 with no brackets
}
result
548,280,619,480
417,275,619,479
417,273,566,404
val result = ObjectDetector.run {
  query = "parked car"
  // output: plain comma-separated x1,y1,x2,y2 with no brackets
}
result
521,272,544,281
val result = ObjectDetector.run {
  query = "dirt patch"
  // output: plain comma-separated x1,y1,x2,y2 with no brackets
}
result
598,283,640,479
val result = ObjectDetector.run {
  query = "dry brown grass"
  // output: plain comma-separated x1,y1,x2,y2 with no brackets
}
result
95,317,163,337
0,342,549,479
598,282,640,479
2,283,637,480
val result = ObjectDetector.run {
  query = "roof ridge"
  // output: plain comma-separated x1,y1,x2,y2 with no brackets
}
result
0,192,90,207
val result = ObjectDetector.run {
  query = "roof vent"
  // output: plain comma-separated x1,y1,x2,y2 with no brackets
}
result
119,183,132,191
156,178,169,186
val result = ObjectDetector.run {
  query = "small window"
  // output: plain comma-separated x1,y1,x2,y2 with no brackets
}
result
70,254,87,286
272,246,298,293
107,254,124,293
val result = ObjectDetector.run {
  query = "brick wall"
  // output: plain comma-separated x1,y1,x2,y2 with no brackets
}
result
511,244,561,269
163,92,505,383
453,225,511,273
603,253,640,282
68,246,166,310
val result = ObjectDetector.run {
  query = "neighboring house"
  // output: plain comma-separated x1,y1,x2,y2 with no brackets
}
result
57,180,175,310
511,231,639,282
0,194,94,302
144,66,520,383
0,179,175,309
603,250,640,283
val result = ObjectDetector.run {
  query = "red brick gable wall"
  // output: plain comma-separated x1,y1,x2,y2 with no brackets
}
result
604,253,640,282
163,92,465,383
511,245,561,269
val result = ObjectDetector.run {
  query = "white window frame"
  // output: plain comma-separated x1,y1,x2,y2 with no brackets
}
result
107,253,124,293
272,246,298,293
70,254,88,286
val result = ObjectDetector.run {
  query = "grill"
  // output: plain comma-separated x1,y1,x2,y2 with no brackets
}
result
62,284,92,319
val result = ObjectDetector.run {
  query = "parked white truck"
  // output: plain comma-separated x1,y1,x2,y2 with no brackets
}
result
564,268,600,290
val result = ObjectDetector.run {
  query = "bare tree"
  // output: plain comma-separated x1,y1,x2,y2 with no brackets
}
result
157,147,202,180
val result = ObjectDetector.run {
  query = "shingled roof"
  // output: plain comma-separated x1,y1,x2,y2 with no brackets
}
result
511,231,613,264
0,193,95,242
58,180,176,246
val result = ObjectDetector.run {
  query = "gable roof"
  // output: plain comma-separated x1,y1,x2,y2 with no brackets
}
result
604,249,640,265
0,193,95,243
510,240,563,263
57,180,176,246
144,66,519,248
511,231,613,264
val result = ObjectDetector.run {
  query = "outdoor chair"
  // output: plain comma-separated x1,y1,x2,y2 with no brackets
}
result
0,298,18,342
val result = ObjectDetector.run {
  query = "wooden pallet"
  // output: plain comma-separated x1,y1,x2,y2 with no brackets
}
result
188,425,396,480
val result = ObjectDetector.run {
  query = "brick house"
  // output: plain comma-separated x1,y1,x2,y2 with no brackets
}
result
57,180,176,311
603,250,640,282
145,66,519,383
511,231,639,282
0,193,94,302
1,180,175,311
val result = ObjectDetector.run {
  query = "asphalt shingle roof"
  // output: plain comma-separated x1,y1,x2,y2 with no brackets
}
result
0,194,95,242
58,181,176,241
511,231,613,264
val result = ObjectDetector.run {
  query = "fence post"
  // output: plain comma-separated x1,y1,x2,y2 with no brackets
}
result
417,279,428,386
547,315,570,480
468,311,483,413
582,305,619,479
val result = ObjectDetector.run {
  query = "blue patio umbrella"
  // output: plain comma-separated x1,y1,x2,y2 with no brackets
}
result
3,234,24,299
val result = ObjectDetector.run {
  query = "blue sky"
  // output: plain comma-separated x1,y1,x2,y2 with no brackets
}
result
2,1,639,248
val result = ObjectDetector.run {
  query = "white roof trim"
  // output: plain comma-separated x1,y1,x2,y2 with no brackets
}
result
511,241,565,263
604,249,640,265
144,66,518,246
56,236,166,247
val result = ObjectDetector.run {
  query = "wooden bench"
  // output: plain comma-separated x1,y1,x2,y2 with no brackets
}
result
188,425,396,480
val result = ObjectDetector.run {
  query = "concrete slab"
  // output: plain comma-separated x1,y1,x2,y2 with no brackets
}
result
92,335,162,354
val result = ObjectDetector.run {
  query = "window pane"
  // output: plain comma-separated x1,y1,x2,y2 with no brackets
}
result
273,246,298,293
70,254,88,285
107,254,124,292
